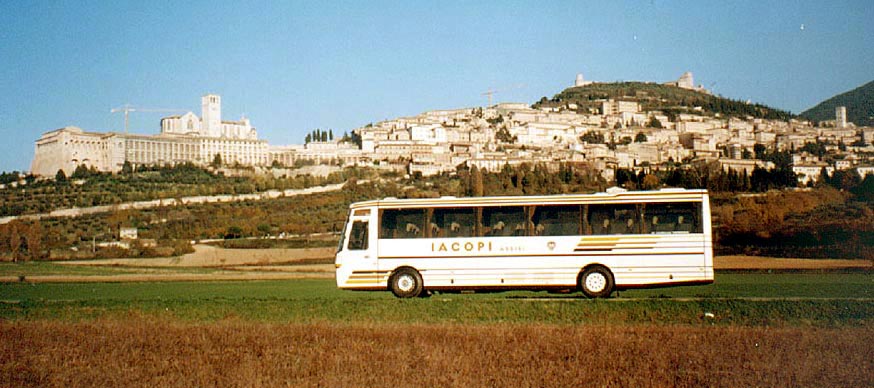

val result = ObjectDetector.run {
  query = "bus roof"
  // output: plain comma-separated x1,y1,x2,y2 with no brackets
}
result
349,188,708,210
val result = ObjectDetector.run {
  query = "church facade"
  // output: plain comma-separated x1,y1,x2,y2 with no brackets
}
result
31,94,269,176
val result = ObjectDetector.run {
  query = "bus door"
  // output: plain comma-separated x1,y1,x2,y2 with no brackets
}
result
336,209,379,287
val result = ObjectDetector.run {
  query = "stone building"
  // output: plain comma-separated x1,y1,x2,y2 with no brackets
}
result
835,106,847,129
31,94,268,176
574,73,593,87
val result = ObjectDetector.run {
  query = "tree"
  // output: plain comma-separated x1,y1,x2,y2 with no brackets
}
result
852,175,874,202
615,168,637,189
753,143,767,159
224,225,242,239
740,170,751,192
211,154,223,168
487,115,504,125
72,164,93,179
641,173,660,190
121,160,133,174
634,133,648,143
470,165,484,197
257,223,272,237
495,127,516,143
329,129,334,141
580,131,605,144
648,116,663,128
0,171,19,185
350,131,362,148
831,169,861,191
55,169,67,183
801,142,827,158
8,222,21,262
23,221,42,261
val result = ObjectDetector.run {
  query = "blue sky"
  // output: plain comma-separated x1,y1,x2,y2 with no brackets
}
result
1,0,872,172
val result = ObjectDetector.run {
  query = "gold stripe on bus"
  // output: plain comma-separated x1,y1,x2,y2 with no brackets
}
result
580,235,659,241
578,251,704,256
577,241,657,247
576,243,658,248
346,280,382,285
582,235,657,239
378,251,704,259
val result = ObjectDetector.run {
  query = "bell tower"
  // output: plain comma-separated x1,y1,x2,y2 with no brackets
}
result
201,94,222,137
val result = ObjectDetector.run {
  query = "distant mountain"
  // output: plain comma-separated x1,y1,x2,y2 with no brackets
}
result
533,82,795,121
800,80,874,127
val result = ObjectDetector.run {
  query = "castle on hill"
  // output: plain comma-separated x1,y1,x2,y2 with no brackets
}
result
573,71,710,95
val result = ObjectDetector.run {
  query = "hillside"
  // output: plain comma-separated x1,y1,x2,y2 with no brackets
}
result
800,80,874,126
533,82,794,121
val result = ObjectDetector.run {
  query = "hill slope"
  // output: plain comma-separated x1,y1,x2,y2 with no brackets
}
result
534,82,794,121
800,80,874,127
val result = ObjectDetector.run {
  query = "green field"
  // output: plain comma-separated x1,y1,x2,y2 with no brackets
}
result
0,261,269,278
2,274,872,326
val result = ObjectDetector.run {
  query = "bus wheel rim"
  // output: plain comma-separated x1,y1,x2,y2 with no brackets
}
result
397,274,415,292
585,272,606,293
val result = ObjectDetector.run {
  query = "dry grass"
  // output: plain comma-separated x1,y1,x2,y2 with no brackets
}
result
714,255,872,270
2,320,871,388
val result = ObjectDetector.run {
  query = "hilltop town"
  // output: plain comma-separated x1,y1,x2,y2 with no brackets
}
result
4,73,873,262
27,72,874,187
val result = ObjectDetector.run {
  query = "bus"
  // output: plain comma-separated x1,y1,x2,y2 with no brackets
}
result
335,187,713,298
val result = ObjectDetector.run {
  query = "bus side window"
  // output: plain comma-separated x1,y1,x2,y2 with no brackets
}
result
644,203,702,234
532,205,581,236
589,204,639,235
380,209,425,239
611,205,638,234
434,208,476,238
482,206,525,237
646,204,674,233
588,206,612,235
347,221,369,250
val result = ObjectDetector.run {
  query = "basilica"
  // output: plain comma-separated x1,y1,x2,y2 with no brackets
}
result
31,94,269,176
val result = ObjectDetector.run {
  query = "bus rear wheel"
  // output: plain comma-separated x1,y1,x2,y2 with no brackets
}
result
579,266,614,298
389,267,424,298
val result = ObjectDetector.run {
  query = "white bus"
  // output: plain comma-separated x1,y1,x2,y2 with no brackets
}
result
335,187,713,298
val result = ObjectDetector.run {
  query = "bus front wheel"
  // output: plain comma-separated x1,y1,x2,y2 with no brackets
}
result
579,266,614,298
389,267,424,298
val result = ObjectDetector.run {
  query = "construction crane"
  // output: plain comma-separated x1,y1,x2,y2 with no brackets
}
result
110,104,187,133
480,84,525,107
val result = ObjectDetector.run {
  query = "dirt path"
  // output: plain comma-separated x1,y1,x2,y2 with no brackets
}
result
59,245,335,267
3,250,869,283
0,272,332,283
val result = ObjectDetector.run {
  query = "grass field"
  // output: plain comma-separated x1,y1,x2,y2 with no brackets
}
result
2,274,872,386
1,274,872,326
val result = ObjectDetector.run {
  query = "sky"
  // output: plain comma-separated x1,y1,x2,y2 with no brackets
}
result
1,0,872,172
